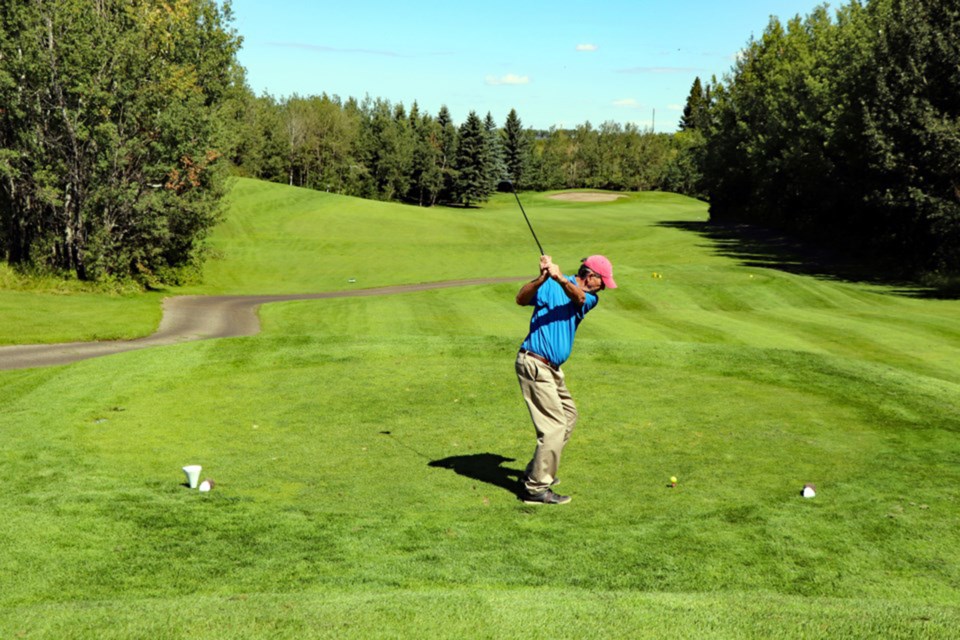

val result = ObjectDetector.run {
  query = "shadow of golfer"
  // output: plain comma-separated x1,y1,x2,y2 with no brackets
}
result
428,453,523,497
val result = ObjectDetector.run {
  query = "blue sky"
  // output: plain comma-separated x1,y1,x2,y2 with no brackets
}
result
229,0,832,133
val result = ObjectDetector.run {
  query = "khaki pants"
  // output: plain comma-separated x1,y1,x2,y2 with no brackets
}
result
515,351,578,494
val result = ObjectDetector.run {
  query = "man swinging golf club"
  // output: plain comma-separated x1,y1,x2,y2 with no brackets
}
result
515,253,617,504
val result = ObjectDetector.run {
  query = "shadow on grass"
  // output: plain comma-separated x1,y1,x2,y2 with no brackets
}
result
428,453,523,497
659,220,959,299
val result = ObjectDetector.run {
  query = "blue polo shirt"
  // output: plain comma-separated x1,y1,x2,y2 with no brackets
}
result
520,276,599,366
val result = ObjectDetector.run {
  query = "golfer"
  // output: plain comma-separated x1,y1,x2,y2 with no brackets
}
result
515,254,617,504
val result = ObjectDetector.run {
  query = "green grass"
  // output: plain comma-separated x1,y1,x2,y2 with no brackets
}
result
0,265,165,345
1,178,959,638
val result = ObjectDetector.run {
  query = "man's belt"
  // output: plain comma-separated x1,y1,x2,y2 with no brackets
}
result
520,349,559,371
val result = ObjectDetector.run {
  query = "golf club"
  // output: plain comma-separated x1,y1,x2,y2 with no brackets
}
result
500,179,544,256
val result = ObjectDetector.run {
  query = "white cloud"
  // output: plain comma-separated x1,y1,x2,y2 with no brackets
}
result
576,44,598,52
485,74,530,86
613,98,642,109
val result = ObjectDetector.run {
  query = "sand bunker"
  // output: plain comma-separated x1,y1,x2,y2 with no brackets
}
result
548,192,626,202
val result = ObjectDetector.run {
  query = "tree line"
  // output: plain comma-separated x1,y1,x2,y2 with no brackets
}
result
0,0,243,285
692,0,959,277
0,0,696,285
2,0,955,285
226,92,698,206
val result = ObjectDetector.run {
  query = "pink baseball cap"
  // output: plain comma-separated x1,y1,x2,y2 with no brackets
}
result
582,255,617,289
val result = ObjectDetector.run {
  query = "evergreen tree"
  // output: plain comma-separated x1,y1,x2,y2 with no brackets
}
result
680,77,712,131
502,109,529,187
454,111,489,206
387,102,415,201
482,112,506,193
435,105,459,203
417,110,445,207
407,103,440,206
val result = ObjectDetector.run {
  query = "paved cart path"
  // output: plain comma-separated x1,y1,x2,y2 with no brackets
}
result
0,277,526,371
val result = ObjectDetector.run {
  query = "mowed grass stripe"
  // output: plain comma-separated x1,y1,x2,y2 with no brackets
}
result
6,589,959,640
3,333,956,610
1,178,958,637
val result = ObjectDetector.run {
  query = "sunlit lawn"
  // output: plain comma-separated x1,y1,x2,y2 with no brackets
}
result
1,179,958,638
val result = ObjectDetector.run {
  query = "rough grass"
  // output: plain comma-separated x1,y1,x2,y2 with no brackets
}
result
1,179,958,638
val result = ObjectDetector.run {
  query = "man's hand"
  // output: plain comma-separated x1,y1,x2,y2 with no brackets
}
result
539,254,562,280
517,254,585,307
539,254,553,274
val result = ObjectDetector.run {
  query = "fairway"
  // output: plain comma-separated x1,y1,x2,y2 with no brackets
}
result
1,179,958,639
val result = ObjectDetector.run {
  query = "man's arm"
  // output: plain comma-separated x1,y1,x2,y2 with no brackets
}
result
516,272,549,306
550,269,586,307
516,255,553,306
543,257,586,307
516,256,586,308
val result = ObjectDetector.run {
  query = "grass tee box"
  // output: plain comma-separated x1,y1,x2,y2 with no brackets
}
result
1,179,959,638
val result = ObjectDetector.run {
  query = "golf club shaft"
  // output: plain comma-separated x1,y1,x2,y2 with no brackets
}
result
511,186,545,256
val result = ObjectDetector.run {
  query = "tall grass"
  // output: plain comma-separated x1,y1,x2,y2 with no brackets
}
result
1,179,958,638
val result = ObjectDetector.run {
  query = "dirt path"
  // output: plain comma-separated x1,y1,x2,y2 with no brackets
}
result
0,277,526,371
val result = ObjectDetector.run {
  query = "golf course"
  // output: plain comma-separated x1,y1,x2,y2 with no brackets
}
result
1,177,958,638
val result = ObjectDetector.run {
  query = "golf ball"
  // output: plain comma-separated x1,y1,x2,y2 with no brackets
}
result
670,476,678,484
